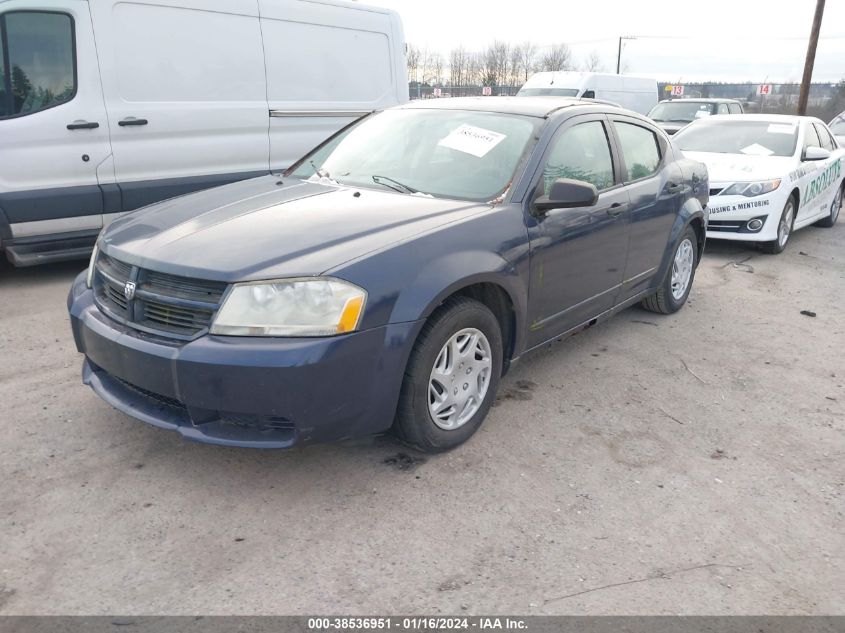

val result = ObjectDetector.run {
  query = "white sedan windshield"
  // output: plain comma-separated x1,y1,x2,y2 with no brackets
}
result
675,120,798,157
289,109,540,201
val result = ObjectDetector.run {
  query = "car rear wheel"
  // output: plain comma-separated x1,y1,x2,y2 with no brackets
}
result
641,225,698,315
393,296,503,452
761,197,796,254
815,183,842,228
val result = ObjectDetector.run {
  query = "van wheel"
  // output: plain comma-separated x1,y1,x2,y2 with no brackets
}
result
641,225,698,314
761,197,796,254
394,297,503,453
815,183,842,228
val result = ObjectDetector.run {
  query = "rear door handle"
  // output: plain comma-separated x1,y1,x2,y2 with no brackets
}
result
118,117,148,126
67,120,99,130
607,202,628,217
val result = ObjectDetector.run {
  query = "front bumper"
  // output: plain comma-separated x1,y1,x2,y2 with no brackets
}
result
705,188,782,242
68,272,420,448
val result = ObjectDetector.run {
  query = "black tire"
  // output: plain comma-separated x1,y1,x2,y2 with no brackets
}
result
393,296,503,453
760,196,796,254
641,225,698,315
815,183,843,228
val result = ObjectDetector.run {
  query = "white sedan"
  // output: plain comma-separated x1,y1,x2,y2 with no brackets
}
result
675,114,844,253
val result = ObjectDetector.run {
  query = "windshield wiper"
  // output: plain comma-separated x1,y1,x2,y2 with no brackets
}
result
309,161,338,183
372,175,420,194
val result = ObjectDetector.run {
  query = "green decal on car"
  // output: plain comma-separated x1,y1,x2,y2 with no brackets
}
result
804,158,842,206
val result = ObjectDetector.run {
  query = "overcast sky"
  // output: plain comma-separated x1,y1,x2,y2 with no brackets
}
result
367,0,845,83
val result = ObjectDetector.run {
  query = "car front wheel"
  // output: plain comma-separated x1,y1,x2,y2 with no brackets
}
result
761,197,796,254
394,296,503,452
641,225,698,314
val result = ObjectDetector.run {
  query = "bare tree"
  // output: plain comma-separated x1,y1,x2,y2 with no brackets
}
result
518,41,538,82
449,46,467,92
431,52,445,86
483,40,509,87
466,51,484,87
419,47,432,85
539,43,573,72
407,44,420,84
508,45,522,88
582,50,603,72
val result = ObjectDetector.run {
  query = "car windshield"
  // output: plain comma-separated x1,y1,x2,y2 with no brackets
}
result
675,120,799,157
517,88,579,97
648,101,715,122
288,109,540,201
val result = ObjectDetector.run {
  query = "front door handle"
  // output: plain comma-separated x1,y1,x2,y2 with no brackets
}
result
666,182,684,194
118,117,148,126
67,120,99,130
607,202,628,217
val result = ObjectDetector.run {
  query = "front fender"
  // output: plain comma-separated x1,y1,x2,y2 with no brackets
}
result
389,250,528,355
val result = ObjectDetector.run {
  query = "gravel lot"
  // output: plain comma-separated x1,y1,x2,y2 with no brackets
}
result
0,223,843,615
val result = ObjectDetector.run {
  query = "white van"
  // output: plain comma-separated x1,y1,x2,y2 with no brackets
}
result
517,72,657,116
0,0,407,266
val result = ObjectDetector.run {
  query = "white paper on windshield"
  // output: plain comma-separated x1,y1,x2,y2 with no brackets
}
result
438,124,506,157
767,124,796,135
694,110,711,118
740,143,774,156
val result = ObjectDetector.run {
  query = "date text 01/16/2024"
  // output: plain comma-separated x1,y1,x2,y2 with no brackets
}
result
307,617,528,630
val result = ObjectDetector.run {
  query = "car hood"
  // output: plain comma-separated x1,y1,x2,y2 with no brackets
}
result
100,175,484,281
655,122,689,135
680,151,794,184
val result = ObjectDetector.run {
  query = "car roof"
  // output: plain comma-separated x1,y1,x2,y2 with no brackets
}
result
658,98,741,104
692,113,818,124
396,96,617,118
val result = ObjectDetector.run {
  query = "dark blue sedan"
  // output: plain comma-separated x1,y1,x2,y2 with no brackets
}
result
68,97,709,452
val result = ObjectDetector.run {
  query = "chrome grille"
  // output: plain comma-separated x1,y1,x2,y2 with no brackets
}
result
93,252,227,340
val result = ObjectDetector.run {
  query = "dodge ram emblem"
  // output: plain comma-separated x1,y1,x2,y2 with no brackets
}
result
123,281,136,301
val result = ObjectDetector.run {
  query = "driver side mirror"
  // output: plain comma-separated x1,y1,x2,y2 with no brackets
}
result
803,146,831,161
534,178,599,213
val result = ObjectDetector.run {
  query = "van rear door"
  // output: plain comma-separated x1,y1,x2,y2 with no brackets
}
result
0,1,112,261
89,0,270,213
259,0,407,170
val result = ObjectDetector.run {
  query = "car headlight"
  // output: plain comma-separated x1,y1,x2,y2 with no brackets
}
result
85,241,100,288
210,278,367,337
720,179,781,197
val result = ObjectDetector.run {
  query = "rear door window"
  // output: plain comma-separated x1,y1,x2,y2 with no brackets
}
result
0,11,76,118
614,121,662,180
717,104,729,115
728,103,742,114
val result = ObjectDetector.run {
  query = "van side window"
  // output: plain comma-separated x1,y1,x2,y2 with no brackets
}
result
614,122,661,180
543,121,614,193
0,11,76,119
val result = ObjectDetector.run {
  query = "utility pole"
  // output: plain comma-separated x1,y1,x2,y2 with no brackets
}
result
616,37,623,74
798,0,825,115
616,36,636,74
